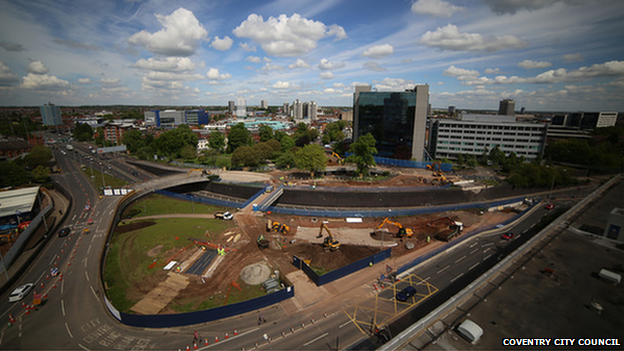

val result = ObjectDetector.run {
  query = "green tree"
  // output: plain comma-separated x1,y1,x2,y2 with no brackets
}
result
122,129,146,153
231,146,261,167
208,131,226,151
488,146,505,166
253,142,275,160
0,161,29,187
258,125,274,142
276,151,297,169
23,145,52,169
73,123,93,141
153,124,198,158
274,130,287,142
30,165,50,183
180,144,197,161
280,135,296,152
226,123,252,153
135,146,154,160
295,144,326,177
95,126,105,146
346,133,377,175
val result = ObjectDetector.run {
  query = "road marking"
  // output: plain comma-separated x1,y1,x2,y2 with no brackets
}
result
65,322,73,338
484,247,491,253
78,343,90,351
72,215,77,221
49,255,57,265
470,248,479,255
61,279,65,295
0,330,4,346
482,242,494,247
90,286,99,301
450,273,464,283
61,299,66,316
339,320,353,329
436,265,450,274
303,332,328,347
84,257,88,268
469,262,480,271
483,254,493,261
85,271,89,282
469,242,478,248
455,255,466,264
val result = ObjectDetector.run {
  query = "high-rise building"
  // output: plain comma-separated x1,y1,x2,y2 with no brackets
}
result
236,97,246,118
302,101,317,120
283,102,290,116
228,101,235,114
353,84,429,161
40,102,62,126
292,99,303,120
498,99,515,116
260,100,268,109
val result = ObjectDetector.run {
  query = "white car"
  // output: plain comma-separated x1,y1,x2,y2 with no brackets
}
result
9,283,34,303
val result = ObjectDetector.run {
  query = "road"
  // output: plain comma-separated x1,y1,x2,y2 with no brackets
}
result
0,147,592,350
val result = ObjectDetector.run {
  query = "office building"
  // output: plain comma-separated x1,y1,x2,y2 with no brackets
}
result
158,110,185,127
260,100,268,109
185,110,210,125
40,102,62,126
353,84,429,161
551,111,617,130
428,113,547,161
144,110,159,127
228,101,235,114
498,99,515,116
236,96,246,118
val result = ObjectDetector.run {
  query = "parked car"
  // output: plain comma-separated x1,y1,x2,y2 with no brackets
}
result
9,283,34,302
502,232,514,240
545,203,555,210
214,211,233,220
396,285,417,302
58,227,71,237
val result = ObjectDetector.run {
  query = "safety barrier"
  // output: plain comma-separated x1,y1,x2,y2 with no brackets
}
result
240,184,273,209
293,248,392,286
344,153,453,172
155,189,242,209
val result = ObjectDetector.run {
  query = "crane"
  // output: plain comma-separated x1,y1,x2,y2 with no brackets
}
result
317,221,340,251
376,218,413,238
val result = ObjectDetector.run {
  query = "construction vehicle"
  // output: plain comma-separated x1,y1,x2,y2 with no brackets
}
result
330,152,344,164
257,235,270,250
267,220,290,234
375,218,414,238
317,221,340,251
214,211,233,220
427,217,463,241
0,232,14,245
187,169,209,177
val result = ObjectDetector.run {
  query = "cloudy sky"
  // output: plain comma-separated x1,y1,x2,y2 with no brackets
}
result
0,0,623,111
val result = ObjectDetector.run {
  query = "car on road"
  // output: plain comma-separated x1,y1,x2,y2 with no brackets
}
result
545,203,555,210
502,232,514,240
83,228,90,234
58,227,71,237
396,285,417,302
9,283,34,302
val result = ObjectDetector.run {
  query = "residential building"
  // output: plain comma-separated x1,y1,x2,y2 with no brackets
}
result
197,138,209,151
40,103,62,126
353,84,429,161
498,99,515,116
236,96,246,118
282,102,290,116
104,123,133,145
260,100,268,109
292,99,303,120
428,113,547,161
0,139,32,160
303,101,317,120
228,101,235,114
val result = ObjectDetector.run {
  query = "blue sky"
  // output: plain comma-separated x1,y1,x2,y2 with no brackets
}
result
0,0,623,111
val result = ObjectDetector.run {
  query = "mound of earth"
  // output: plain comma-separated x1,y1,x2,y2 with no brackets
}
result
240,262,272,285
283,244,379,272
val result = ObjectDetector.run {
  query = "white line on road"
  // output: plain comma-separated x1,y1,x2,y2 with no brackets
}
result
90,286,99,301
303,332,328,347
72,215,77,221
469,242,478,248
48,255,57,265
482,242,495,247
455,255,466,264
339,320,353,329
436,265,450,274
61,279,65,295
450,273,464,283
484,254,493,261
469,262,480,271
61,300,66,316
470,248,479,255
78,343,90,351
87,244,92,255
85,271,89,282
84,258,88,268
484,247,491,253
65,322,73,338
1,330,4,346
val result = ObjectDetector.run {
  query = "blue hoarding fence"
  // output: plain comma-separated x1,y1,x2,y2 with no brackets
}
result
155,189,243,209
344,153,453,172
240,184,273,209
293,248,392,286
108,285,294,328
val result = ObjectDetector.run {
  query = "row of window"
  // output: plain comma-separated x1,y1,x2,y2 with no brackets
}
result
437,149,539,156
438,129,542,137
439,138,542,144
438,144,540,150
438,124,544,132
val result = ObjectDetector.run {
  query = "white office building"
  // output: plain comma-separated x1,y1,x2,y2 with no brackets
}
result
428,113,547,161
260,100,268,109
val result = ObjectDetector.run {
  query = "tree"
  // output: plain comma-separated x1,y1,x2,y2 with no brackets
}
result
122,129,146,153
274,130,287,142
152,124,198,158
295,144,326,177
180,144,197,161
0,161,29,187
280,136,295,152
135,146,154,160
346,133,377,175
231,146,261,167
95,126,105,146
276,151,297,169
226,123,252,153
209,131,226,151
23,145,52,169
30,165,50,183
253,142,275,160
258,125,274,142
73,123,93,141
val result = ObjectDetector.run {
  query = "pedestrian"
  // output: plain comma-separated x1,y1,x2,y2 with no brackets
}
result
194,331,198,341
262,315,266,324
258,315,262,325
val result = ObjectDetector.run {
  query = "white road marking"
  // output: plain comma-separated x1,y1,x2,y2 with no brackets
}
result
450,273,464,282
49,255,57,265
303,332,328,347
483,254,493,261
482,242,495,247
61,279,65,295
469,242,478,248
469,262,480,271
78,343,90,351
436,265,450,274
87,244,92,255
470,248,479,255
65,322,73,338
61,299,66,316
72,215,77,221
455,255,466,264
90,286,99,301
339,320,352,329
84,258,88,268
484,247,491,253
85,271,89,282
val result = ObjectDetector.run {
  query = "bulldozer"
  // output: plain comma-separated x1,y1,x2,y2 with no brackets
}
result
317,221,340,251
375,217,414,238
267,220,290,234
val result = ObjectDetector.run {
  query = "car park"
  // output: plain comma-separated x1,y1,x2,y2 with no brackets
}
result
396,285,417,302
58,227,71,237
545,203,555,210
502,232,514,240
9,283,34,302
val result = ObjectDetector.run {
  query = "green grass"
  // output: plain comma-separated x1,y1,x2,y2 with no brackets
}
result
122,194,227,217
82,166,129,188
312,266,331,276
104,217,236,312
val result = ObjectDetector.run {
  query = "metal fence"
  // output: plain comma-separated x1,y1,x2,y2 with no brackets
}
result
293,248,392,286
345,153,453,172
155,189,242,209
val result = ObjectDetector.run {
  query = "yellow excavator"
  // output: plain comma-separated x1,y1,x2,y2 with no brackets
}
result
317,221,340,251
376,217,414,238
267,220,290,234
330,152,344,164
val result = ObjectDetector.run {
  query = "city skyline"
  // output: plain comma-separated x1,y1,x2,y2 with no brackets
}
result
0,0,623,111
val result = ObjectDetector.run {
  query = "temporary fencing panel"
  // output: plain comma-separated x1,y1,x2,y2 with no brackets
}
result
344,153,453,172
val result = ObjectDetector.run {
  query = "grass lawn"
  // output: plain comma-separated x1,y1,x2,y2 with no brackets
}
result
104,217,236,312
82,166,129,189
122,193,229,217
170,279,268,312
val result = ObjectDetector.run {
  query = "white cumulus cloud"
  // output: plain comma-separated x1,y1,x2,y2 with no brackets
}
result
27,60,49,74
78,78,91,84
272,81,293,89
233,13,347,57
411,0,465,17
0,61,19,86
320,71,334,79
211,36,233,51
21,73,70,90
128,8,208,57
289,59,310,69
246,56,262,63
563,53,583,62
373,78,415,91
419,24,528,52
207,68,232,80
362,44,394,59
132,57,199,72
443,65,480,77
518,60,552,69
319,58,345,70
239,43,256,52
